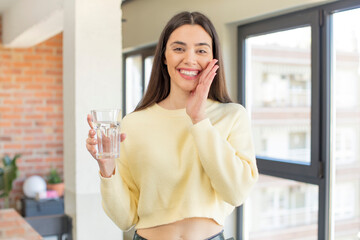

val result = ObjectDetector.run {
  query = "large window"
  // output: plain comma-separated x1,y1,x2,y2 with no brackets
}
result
238,1,360,239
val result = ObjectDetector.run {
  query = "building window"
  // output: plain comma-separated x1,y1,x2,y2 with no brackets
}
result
289,132,307,149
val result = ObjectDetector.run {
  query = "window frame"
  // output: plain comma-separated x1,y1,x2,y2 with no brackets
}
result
238,9,321,182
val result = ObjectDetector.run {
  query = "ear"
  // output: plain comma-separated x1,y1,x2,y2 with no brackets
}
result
164,57,167,65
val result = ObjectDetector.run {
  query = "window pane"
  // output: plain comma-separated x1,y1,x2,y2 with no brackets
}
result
332,8,360,240
125,55,143,114
144,56,154,91
245,175,318,240
246,27,312,163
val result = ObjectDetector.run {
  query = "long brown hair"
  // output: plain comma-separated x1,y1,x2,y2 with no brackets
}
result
134,11,232,112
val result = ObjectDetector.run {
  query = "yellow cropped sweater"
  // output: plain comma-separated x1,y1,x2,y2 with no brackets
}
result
100,99,258,230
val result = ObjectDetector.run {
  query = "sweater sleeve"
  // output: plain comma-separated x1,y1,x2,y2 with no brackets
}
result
100,148,139,231
190,105,259,206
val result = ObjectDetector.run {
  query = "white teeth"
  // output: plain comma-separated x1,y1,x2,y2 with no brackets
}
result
180,70,198,76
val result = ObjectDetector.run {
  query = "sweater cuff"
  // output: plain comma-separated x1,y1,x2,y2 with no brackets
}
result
99,166,120,187
191,118,212,131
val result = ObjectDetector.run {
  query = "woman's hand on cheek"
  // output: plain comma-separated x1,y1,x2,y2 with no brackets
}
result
186,59,219,124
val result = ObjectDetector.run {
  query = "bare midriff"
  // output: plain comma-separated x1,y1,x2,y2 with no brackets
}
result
136,217,223,240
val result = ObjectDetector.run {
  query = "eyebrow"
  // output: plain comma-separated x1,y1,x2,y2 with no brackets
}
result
169,41,211,48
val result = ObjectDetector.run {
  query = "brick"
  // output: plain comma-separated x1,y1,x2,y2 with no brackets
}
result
35,121,52,127
0,122,12,127
46,157,63,162
34,62,54,68
1,62,11,67
14,48,33,53
2,114,22,120
24,69,43,75
1,53,11,60
24,129,43,134
2,69,22,75
45,143,63,148
4,129,21,135
0,137,12,141
45,69,62,76
25,99,43,104
34,92,53,98
35,76,53,83
0,107,12,112
13,107,31,113
46,85,62,91
0,92,11,97
35,165,50,171
12,62,32,68
47,113,62,119
13,92,33,98
1,83,21,90
34,135,54,141
25,114,44,120
25,144,42,149
13,121,32,127
26,158,43,163
35,47,53,54
0,77,12,83
45,55,62,61
4,144,22,149
24,84,43,90
15,77,32,83
46,99,62,105
22,136,34,141
23,55,43,61
3,99,22,105
35,106,53,112
44,41,62,47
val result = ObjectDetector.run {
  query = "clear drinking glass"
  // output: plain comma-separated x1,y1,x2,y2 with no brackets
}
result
91,109,121,159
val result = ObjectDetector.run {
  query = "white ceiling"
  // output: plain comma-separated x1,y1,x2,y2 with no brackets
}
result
0,0,18,14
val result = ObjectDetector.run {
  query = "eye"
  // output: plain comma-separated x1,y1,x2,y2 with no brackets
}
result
173,47,184,52
197,49,208,54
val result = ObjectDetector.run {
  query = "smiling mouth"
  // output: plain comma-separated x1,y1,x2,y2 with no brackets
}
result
178,69,200,77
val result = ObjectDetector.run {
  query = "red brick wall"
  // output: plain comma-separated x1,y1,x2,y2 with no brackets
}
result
0,16,63,209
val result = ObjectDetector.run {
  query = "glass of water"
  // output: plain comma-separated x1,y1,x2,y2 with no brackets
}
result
91,109,121,159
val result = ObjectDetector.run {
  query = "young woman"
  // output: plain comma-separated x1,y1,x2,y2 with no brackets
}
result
86,11,258,240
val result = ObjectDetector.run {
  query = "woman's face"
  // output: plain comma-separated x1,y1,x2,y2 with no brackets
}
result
164,24,213,95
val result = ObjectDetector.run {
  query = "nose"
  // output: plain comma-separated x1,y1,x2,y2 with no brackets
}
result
183,50,196,65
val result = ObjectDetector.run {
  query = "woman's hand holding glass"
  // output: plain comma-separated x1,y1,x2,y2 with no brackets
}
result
86,114,126,178
186,59,219,124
